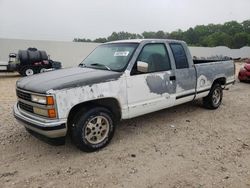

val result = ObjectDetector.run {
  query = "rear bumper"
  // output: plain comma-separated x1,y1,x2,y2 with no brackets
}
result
13,102,67,138
224,80,235,89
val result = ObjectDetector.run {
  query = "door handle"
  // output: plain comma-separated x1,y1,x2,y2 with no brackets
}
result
170,76,176,81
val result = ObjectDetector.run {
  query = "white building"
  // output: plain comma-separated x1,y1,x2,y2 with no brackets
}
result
0,38,249,67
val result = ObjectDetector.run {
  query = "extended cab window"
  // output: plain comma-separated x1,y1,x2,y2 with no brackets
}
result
132,43,171,74
170,43,189,69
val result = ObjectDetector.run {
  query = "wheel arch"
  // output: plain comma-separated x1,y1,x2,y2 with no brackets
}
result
67,97,122,130
212,77,226,86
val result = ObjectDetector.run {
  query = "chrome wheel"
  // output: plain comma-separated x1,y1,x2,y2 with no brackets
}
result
25,68,34,76
84,116,110,144
203,84,223,109
212,88,221,105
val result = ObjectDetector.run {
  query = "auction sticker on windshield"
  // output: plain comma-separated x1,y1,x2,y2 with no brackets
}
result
114,51,129,56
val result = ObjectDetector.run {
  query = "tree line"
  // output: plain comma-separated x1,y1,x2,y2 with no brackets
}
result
73,20,250,49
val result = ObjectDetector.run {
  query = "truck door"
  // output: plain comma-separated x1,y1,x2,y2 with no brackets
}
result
169,43,196,105
126,43,176,118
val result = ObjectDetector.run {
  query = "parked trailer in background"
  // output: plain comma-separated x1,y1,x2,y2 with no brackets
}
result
0,48,62,76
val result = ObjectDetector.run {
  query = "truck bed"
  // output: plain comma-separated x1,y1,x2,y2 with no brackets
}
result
194,60,235,95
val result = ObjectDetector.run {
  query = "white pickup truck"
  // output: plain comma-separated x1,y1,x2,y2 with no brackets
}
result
14,39,235,152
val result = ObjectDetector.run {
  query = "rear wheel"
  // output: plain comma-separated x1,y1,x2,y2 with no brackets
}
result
39,68,47,73
71,107,115,152
203,83,223,109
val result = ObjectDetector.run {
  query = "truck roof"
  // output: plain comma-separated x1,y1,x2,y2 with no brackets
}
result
107,39,185,44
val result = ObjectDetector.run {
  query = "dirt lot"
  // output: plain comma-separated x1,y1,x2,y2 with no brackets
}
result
0,63,250,188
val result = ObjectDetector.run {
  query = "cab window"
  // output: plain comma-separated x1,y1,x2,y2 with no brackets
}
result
132,43,171,74
170,43,189,69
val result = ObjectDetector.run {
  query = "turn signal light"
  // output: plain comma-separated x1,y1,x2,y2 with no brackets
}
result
47,96,54,105
48,109,56,118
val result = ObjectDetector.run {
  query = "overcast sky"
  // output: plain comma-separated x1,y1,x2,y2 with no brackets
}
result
0,0,249,41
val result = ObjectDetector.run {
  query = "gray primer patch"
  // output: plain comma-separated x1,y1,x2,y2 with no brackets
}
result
175,68,196,91
146,73,175,95
195,61,234,84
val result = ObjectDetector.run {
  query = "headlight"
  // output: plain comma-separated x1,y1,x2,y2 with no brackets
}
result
31,95,54,105
31,95,46,104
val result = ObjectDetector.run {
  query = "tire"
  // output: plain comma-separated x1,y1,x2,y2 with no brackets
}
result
203,83,223,109
39,68,47,73
21,66,35,76
71,107,115,152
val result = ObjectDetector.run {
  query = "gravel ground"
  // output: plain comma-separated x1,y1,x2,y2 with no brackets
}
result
0,63,250,188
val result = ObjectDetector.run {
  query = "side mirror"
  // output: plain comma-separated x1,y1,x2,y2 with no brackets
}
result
137,61,148,73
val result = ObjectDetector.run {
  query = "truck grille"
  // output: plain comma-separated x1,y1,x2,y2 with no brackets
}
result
18,101,33,113
16,89,33,113
16,89,31,101
16,88,55,118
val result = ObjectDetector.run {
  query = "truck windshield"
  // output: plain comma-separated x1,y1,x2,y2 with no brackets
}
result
80,43,138,71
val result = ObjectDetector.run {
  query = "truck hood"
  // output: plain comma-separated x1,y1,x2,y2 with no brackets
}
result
16,67,123,93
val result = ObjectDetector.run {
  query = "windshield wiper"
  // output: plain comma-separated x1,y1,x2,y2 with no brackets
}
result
90,63,111,71
79,63,87,67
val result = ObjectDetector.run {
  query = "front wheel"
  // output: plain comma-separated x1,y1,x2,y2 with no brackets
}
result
20,66,35,76
203,83,223,109
71,107,115,152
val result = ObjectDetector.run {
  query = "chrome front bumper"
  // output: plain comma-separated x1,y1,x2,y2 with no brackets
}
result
13,102,67,138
